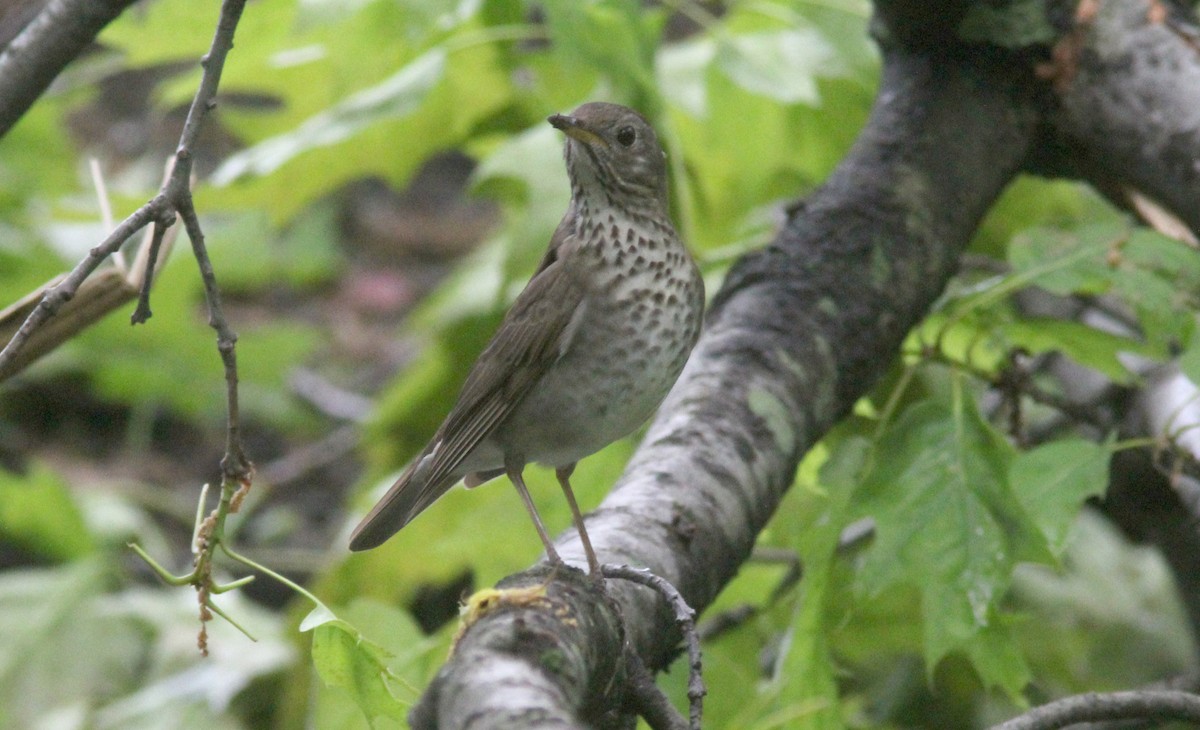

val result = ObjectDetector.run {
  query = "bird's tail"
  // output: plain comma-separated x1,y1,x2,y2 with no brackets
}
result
348,449,462,551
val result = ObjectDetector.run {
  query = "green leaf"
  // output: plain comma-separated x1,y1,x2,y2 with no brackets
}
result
0,559,106,688
205,27,512,223
655,37,714,117
1005,223,1124,297
0,462,95,561
213,48,447,185
0,560,150,728
716,29,840,105
970,176,1099,259
961,618,1032,695
0,102,78,218
1012,511,1196,689
539,0,660,100
304,607,407,725
773,435,872,729
1001,225,1200,371
1009,439,1108,556
204,207,343,293
300,604,339,632
1110,229,1200,352
938,222,1198,386
1001,317,1151,383
1180,324,1200,384
957,0,1057,47
77,259,321,425
471,122,572,285
853,386,1050,693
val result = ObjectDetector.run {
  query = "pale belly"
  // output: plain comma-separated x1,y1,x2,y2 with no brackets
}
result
472,274,700,469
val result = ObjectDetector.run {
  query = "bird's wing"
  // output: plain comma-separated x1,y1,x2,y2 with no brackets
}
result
348,224,587,551
432,225,586,477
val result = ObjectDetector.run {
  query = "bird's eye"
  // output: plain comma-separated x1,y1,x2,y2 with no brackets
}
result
616,126,637,147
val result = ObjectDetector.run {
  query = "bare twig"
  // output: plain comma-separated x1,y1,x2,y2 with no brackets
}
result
623,649,688,730
130,218,173,324
0,159,181,382
601,564,704,730
990,689,1200,730
0,202,161,373
914,344,1117,431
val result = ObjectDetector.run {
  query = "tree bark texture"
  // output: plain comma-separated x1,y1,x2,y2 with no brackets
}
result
415,0,1200,726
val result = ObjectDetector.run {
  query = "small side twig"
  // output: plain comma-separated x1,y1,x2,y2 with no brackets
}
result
623,649,687,730
130,215,174,324
601,564,705,730
912,343,1116,432
990,689,1200,730
0,202,161,372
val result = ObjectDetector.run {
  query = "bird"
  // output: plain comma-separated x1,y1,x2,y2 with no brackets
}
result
348,102,705,576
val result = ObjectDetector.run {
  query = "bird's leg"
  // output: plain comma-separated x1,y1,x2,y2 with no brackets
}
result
555,464,602,577
506,463,563,566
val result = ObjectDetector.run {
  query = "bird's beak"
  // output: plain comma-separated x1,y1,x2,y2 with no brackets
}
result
548,113,609,148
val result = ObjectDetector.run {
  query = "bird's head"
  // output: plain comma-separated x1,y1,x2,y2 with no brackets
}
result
548,102,669,212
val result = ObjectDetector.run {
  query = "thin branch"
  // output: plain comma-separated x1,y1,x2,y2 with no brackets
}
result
0,0,140,139
130,218,173,324
913,344,1118,432
419,0,1200,723
288,367,375,423
602,564,704,730
175,192,250,480
990,690,1200,730
623,650,688,730
2,0,250,451
0,200,162,374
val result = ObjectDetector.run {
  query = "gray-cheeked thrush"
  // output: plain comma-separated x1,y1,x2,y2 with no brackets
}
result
349,102,705,576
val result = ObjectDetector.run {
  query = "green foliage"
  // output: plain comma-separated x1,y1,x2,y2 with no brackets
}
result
917,221,1200,386
769,435,869,730
2,0,1198,728
0,462,94,561
957,0,1057,47
539,0,664,103
0,557,291,730
849,385,1106,696
303,605,406,726
306,598,447,727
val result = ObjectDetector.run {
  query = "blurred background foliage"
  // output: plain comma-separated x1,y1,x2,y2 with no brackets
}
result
0,0,1196,728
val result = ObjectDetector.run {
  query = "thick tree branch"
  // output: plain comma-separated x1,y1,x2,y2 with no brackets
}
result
0,0,139,139
409,567,627,729
1034,0,1200,236
595,46,1036,671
